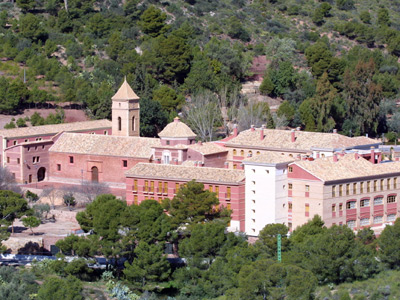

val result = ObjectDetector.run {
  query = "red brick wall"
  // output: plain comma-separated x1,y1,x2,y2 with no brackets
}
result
50,152,149,184
126,177,246,231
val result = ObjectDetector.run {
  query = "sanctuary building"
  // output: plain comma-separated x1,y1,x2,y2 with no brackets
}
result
3,78,397,235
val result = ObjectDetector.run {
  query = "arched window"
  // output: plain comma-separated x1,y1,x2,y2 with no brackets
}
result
118,117,122,131
132,116,135,131
240,150,244,156
91,166,99,182
233,149,237,155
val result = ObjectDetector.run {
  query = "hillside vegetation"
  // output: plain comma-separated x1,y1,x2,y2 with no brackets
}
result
1,0,400,138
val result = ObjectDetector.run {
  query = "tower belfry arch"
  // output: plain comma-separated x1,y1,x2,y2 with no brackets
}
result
111,77,140,137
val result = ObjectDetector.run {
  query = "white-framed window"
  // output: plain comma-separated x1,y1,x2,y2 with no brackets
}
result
360,218,370,226
360,199,370,207
387,195,397,203
387,214,397,222
373,216,383,224
346,201,356,209
373,197,383,206
346,220,356,229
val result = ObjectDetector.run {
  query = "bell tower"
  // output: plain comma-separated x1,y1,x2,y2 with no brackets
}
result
111,78,140,137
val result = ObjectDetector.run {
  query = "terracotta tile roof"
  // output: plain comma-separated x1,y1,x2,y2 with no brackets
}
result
126,163,245,183
226,128,379,151
188,142,228,155
112,78,139,101
158,117,196,138
0,120,111,139
293,154,400,182
244,151,297,164
49,133,160,158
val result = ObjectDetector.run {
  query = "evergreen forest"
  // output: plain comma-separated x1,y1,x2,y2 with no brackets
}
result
1,0,400,138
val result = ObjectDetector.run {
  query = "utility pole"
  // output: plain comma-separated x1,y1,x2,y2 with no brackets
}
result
277,234,282,262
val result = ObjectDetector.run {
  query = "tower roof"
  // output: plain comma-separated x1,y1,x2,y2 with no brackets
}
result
158,117,196,138
112,78,139,101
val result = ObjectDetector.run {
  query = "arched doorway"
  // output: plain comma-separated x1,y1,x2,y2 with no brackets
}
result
91,166,99,182
37,167,46,182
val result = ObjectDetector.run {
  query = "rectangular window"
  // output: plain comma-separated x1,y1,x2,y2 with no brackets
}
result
134,195,138,205
374,180,377,192
387,178,391,190
360,199,370,207
381,179,384,191
150,181,154,193
339,203,343,211
69,156,74,164
227,187,231,199
215,186,219,196
387,195,397,203
387,214,397,222
32,157,35,163
227,203,231,210
332,185,336,197
347,220,356,229
346,184,350,196
339,185,343,196
57,164,61,171
144,180,148,192
332,205,336,212
123,160,128,168
360,218,370,226
134,180,138,191
305,203,310,216
17,158,20,164
305,185,310,192
209,185,213,192
13,141,17,145
394,178,397,189
6,157,9,163
374,216,383,224
158,182,162,193
346,201,356,209
353,183,357,194
288,203,292,210
289,166,293,173
164,182,168,194
373,197,383,205
175,183,180,193
360,182,364,194
367,181,370,193
288,183,293,190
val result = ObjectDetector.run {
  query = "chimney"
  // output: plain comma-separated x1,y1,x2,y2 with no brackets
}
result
333,129,337,134
333,153,338,162
224,162,229,169
370,147,375,164
355,152,359,160
291,129,296,143
174,117,180,123
316,152,320,159
233,124,238,137
251,125,255,132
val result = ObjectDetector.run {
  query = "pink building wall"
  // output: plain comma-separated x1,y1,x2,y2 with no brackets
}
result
126,177,246,231
49,151,150,185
